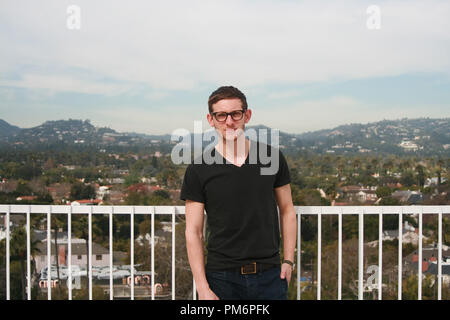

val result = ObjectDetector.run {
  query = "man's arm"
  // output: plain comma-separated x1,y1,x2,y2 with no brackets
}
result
185,199,219,300
274,183,297,285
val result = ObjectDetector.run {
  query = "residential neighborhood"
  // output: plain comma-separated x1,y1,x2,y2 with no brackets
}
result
0,118,448,300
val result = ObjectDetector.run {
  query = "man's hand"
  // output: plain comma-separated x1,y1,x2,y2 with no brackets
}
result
198,287,220,300
280,263,293,286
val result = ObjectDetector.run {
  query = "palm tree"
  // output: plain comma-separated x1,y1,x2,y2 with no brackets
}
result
436,159,444,185
10,227,41,300
71,213,102,295
352,158,361,171
382,159,394,176
51,215,66,284
72,215,90,293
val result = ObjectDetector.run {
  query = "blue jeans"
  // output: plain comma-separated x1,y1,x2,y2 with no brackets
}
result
206,265,288,300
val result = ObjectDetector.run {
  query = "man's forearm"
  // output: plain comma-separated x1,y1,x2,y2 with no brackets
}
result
185,231,210,292
281,207,297,262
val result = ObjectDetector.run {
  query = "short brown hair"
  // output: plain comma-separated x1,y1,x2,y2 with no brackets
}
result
208,86,248,113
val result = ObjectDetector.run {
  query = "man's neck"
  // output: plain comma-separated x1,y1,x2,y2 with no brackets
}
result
215,136,250,166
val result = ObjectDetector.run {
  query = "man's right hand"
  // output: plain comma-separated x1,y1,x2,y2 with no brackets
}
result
198,287,220,300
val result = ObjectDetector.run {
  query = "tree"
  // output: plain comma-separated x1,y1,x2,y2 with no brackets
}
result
382,160,394,175
436,159,444,185
15,180,33,196
401,171,415,187
9,227,41,300
71,214,102,296
379,196,400,206
51,215,66,284
70,182,95,200
415,165,425,187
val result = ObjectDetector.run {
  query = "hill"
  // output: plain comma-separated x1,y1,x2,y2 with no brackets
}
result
0,117,448,157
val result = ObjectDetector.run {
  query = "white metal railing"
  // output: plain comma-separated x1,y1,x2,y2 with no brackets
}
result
296,206,449,301
1,205,449,300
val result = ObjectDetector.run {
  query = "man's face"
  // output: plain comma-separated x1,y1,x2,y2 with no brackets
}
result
207,98,252,142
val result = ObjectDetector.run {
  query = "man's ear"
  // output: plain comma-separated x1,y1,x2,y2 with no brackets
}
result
244,109,252,124
207,113,215,127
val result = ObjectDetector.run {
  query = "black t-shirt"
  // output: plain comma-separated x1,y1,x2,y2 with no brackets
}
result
180,140,291,270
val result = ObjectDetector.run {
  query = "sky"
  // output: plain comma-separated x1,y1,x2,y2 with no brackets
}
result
0,0,449,135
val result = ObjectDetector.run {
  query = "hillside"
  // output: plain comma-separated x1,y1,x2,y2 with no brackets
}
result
0,117,448,157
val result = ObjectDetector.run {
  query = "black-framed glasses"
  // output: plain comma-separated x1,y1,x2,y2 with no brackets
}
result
211,109,246,122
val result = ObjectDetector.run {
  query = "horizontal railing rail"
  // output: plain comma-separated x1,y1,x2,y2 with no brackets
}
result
1,205,449,300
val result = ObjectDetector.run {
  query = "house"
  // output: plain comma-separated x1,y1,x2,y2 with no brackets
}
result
47,183,71,203
426,262,450,285
424,177,447,188
127,183,151,194
97,185,111,200
140,177,152,184
70,199,103,206
391,190,423,204
34,239,110,274
405,245,450,282
331,201,350,206
382,221,418,243
136,228,171,247
169,189,181,200
16,195,38,202
106,190,126,204
340,185,378,204
0,214,26,240
387,182,403,189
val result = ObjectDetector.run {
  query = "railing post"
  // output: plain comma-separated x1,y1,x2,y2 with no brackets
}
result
130,206,134,300
47,206,51,300
68,205,72,300
338,208,342,300
26,205,31,300
418,208,422,300
438,208,442,301
398,207,403,300
358,209,364,300
172,206,176,300
109,206,114,300
378,207,383,300
297,207,301,301
317,207,322,301
88,206,93,300
193,277,197,300
151,206,155,300
6,205,10,300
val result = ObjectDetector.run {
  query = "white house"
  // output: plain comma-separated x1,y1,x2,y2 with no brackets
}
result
34,240,110,274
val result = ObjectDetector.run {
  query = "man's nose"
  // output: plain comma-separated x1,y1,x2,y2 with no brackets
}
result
225,114,234,125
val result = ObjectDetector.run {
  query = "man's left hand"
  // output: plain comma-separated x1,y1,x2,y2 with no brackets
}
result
280,263,293,286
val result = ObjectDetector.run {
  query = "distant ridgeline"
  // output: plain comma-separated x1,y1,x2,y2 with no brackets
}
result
0,117,449,157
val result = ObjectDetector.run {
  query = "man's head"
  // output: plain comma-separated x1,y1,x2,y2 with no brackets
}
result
207,86,252,141
208,86,248,113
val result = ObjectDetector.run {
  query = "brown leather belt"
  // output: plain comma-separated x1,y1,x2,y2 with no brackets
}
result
239,262,277,275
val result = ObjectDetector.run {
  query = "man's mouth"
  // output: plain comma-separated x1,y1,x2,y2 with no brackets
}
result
222,127,245,140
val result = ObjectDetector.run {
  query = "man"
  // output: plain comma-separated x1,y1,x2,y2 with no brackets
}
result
180,86,297,300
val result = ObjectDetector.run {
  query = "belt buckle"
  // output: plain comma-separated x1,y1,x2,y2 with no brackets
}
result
241,262,257,275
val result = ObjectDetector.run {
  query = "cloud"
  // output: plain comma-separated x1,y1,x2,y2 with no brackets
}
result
1,0,449,95
251,95,447,134
0,73,132,96
0,1,449,134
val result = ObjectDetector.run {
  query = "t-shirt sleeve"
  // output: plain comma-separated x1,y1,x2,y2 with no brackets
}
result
274,149,291,188
180,164,205,203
